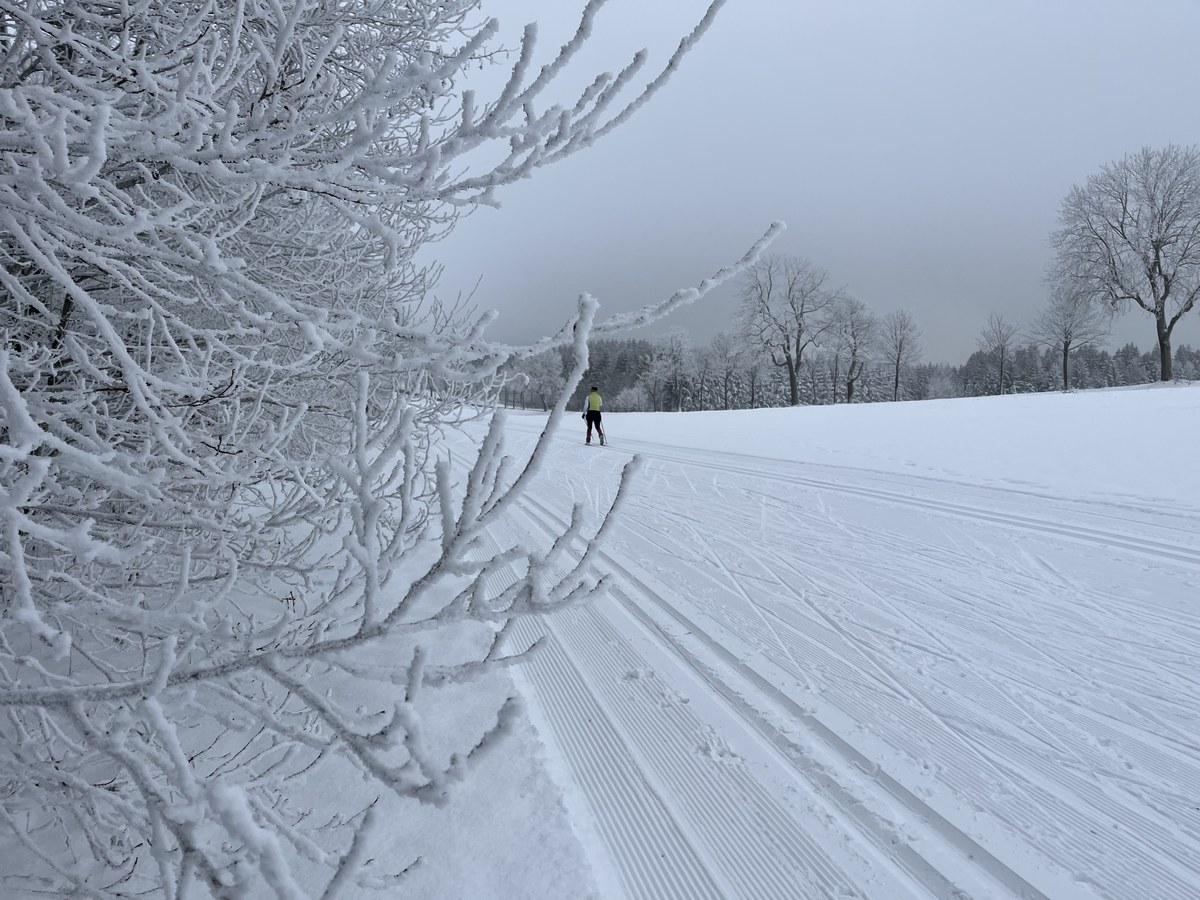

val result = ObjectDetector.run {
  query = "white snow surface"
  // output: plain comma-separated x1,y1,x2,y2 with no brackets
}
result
13,385,1194,899
482,384,1200,900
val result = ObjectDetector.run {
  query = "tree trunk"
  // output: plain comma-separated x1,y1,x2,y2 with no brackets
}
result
1157,313,1173,380
892,361,900,401
785,355,798,406
1060,339,1071,391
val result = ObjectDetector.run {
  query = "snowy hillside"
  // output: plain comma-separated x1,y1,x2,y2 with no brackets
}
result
484,384,1200,899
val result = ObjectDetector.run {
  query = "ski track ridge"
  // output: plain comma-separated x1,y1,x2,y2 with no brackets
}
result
634,447,1200,570
497,424,1199,899
645,507,1200,900
517,492,1064,900
476,529,729,900
484,523,920,898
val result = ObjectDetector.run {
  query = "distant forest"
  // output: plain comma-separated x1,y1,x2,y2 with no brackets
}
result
506,140,1200,416
501,334,1200,413
503,237,1200,413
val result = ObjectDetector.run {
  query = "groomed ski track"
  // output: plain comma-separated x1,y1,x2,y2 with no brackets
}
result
492,414,1200,900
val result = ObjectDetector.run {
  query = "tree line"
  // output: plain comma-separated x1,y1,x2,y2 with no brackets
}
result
506,143,1200,412
504,330,1200,414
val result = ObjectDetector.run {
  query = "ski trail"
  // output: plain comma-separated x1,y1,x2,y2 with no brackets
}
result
473,523,727,900
495,416,1200,900
486,520,927,899
760,549,1088,768
516,492,1064,900
737,528,1200,899
631,445,1200,569
511,614,727,900
678,517,815,694
607,433,1200,525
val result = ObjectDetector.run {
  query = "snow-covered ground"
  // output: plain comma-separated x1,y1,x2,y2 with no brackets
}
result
480,384,1200,899
22,385,1187,897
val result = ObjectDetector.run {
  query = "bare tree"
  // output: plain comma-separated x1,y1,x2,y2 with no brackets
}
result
829,297,878,402
1032,282,1112,390
879,310,923,401
738,254,839,406
1051,144,1200,380
517,349,567,410
977,313,1018,394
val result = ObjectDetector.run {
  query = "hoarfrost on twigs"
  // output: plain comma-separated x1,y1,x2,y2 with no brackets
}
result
0,0,778,896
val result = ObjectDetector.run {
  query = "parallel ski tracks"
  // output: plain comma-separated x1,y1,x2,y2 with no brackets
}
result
491,425,1199,898
548,606,862,898
515,493,1057,900
509,612,730,900
611,495,1200,900
632,446,1200,570
753,589,1200,900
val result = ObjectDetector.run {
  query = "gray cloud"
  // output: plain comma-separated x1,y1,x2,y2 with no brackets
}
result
428,0,1200,362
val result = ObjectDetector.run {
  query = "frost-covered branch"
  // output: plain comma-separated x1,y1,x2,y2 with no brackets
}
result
0,0,765,895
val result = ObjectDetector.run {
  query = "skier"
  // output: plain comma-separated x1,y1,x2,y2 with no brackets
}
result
581,385,605,445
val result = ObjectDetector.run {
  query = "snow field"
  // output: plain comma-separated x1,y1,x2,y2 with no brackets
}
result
494,385,1200,899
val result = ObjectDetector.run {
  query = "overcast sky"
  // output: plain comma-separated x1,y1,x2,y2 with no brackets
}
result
428,0,1200,364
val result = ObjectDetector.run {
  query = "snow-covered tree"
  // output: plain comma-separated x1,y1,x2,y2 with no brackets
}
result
1032,281,1111,391
1113,342,1153,385
923,366,961,399
648,329,694,412
513,348,567,410
612,382,651,411
738,254,839,406
829,297,877,403
976,313,1019,395
0,1,778,895
692,344,715,410
1051,144,1200,381
706,332,743,410
742,345,768,408
568,337,652,409
879,310,923,401
1174,345,1200,381
799,351,832,405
